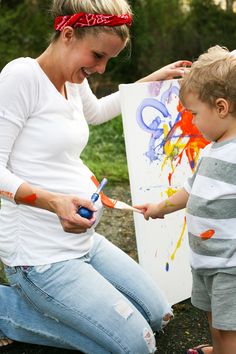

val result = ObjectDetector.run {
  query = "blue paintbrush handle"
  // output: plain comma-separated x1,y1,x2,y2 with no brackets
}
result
77,193,99,219
77,207,93,219
77,178,108,219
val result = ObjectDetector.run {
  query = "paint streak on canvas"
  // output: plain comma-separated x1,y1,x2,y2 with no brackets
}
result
136,81,208,184
170,216,187,261
136,81,209,269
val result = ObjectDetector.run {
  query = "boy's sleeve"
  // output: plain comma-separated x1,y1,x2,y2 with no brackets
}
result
183,143,211,194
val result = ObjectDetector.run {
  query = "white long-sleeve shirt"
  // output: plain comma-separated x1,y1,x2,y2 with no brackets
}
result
0,57,121,266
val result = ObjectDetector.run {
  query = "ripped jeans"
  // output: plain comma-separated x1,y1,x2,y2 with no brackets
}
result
1,233,172,354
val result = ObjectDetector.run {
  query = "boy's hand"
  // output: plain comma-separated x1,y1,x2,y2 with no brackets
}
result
134,189,189,221
134,203,165,221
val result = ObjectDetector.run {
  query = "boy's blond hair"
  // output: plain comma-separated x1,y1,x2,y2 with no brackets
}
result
180,45,236,114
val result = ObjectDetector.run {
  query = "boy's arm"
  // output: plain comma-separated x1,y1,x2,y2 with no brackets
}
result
135,188,189,220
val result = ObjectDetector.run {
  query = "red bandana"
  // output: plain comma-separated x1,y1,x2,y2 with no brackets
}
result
54,12,132,31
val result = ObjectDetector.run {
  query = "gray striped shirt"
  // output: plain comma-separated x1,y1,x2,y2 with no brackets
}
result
184,138,236,270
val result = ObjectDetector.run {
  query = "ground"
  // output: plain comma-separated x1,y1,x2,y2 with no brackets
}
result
0,183,211,354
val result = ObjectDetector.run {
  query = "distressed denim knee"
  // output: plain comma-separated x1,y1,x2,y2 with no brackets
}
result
90,234,173,334
4,260,159,354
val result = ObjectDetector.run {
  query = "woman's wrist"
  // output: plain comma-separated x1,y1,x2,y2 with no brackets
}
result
34,189,60,213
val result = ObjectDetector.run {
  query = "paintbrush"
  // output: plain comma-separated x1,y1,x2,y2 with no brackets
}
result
77,178,108,219
84,175,142,215
110,200,142,214
100,193,142,214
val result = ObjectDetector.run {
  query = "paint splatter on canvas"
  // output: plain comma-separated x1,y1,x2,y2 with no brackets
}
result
136,80,208,270
120,80,209,304
136,80,208,184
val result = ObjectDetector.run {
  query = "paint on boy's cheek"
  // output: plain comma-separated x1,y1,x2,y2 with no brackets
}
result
19,193,37,205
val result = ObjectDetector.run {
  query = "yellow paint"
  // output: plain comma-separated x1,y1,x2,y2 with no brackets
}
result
165,187,178,198
161,135,201,181
170,217,187,261
161,138,185,172
163,123,169,138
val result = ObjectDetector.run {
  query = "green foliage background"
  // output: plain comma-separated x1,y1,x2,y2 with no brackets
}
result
81,116,129,182
1,0,236,79
0,0,236,183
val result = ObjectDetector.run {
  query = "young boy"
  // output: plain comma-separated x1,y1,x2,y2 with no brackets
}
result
136,45,236,354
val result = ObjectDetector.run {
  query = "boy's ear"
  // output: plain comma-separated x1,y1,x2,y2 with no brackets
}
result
215,98,229,118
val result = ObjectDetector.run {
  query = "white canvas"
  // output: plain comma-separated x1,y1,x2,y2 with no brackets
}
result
119,80,208,305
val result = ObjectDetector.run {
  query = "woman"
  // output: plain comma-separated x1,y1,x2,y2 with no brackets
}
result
0,0,190,353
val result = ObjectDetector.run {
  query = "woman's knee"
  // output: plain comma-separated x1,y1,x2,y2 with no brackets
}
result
147,299,173,331
160,312,173,330
123,326,157,354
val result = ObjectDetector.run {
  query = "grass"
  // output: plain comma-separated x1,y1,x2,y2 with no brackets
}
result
81,115,129,183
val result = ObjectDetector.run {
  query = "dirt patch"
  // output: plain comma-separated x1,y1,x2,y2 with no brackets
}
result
0,183,211,354
97,183,138,261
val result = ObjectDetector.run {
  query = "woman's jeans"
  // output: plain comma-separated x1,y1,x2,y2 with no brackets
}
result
0,233,172,354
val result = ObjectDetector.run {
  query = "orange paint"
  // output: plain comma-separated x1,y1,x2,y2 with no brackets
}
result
200,229,215,240
20,193,37,205
100,193,117,208
91,175,117,208
162,101,209,185
0,190,14,200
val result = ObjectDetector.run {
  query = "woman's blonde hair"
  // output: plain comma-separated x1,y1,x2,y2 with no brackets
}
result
50,0,132,42
180,45,236,114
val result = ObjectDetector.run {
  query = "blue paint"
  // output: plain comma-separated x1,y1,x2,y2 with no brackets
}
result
165,262,169,272
190,160,195,169
136,83,181,163
77,178,108,219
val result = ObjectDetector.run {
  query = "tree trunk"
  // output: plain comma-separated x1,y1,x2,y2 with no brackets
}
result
226,0,235,11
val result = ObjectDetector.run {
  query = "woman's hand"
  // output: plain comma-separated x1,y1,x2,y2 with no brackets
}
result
15,183,97,234
49,194,97,234
137,60,192,83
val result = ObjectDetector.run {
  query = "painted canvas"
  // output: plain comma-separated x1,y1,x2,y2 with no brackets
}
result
119,80,209,304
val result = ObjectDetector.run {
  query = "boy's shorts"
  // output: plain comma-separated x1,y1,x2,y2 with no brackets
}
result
191,269,236,330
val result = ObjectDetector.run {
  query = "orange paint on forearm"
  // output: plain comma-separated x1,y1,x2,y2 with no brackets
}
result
20,193,37,205
0,190,14,200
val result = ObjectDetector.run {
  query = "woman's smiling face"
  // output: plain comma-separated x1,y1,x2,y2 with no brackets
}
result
60,29,127,84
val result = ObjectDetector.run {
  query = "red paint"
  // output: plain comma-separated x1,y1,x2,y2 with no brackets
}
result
166,102,209,184
200,229,215,240
21,193,37,205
